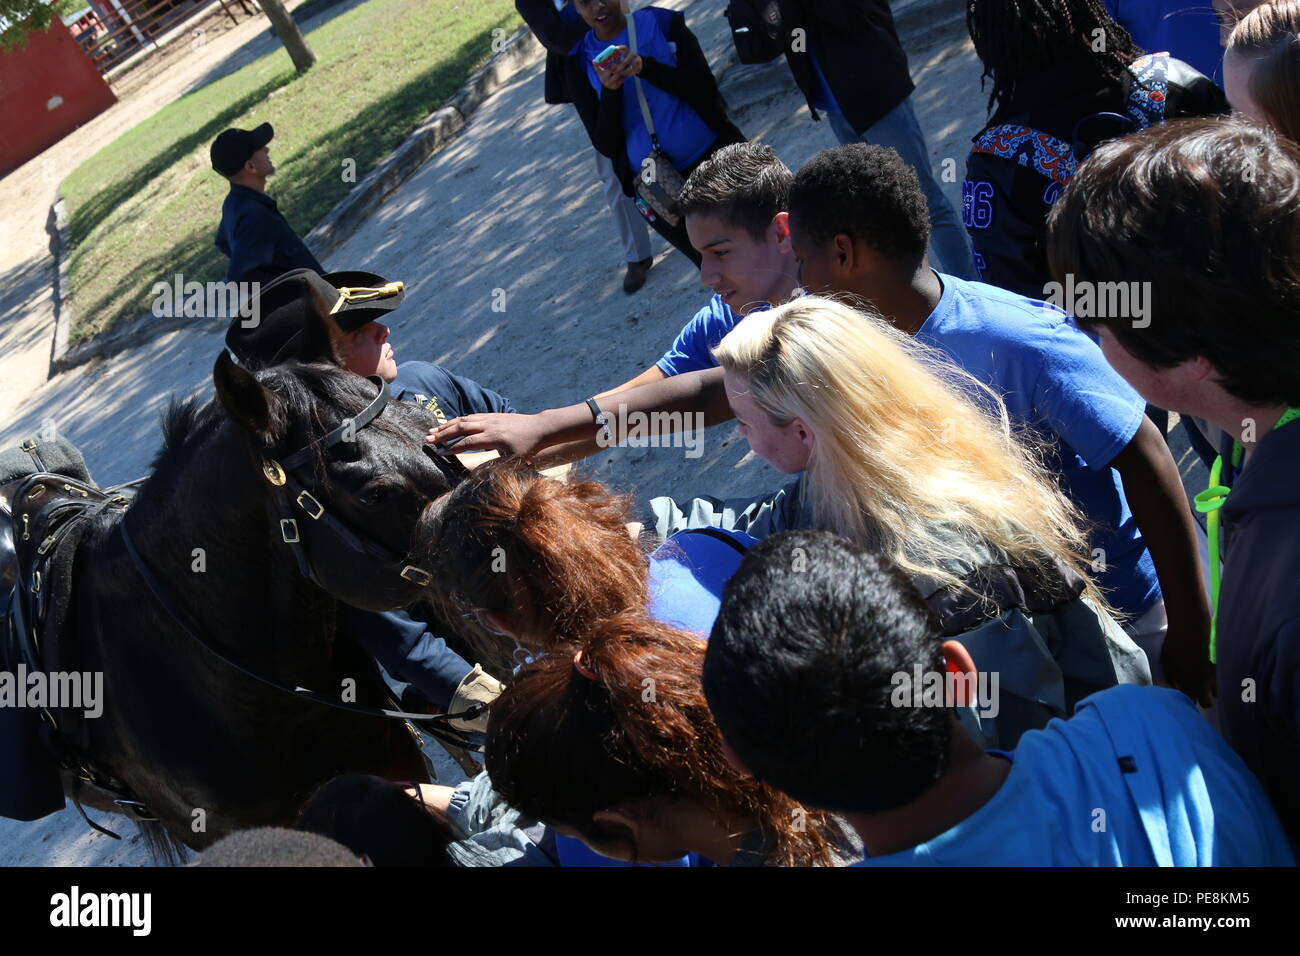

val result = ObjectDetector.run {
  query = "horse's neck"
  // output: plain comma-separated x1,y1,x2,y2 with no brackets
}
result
93,438,340,675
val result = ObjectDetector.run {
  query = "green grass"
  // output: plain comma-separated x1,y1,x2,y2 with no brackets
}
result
61,0,521,343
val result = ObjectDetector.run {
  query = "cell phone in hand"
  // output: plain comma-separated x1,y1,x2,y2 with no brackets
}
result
593,44,625,69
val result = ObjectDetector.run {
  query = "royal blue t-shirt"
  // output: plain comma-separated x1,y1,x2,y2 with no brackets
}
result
656,293,744,376
916,273,1158,619
580,7,717,174
1103,0,1223,83
857,685,1296,866
649,527,756,635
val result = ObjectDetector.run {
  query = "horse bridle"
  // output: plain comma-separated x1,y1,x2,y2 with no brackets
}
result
117,374,485,744
262,375,435,591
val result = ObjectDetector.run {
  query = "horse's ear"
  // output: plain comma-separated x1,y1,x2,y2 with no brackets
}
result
214,350,281,438
298,285,348,367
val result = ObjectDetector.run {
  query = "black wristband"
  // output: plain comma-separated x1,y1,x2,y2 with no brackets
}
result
586,398,611,441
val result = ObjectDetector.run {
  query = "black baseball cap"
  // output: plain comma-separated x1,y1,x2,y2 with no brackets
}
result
211,122,274,176
224,268,406,368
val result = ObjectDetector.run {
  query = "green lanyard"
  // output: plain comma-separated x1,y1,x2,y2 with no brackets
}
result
1193,406,1300,663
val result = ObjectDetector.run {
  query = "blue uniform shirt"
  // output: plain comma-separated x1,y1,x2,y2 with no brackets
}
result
215,184,323,284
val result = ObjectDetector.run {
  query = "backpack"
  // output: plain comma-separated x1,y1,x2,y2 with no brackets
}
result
725,0,787,64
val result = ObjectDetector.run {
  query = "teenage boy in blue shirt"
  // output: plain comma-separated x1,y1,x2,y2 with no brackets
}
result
429,142,800,464
704,531,1294,867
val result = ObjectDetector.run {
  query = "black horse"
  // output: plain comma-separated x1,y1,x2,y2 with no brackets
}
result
45,326,466,855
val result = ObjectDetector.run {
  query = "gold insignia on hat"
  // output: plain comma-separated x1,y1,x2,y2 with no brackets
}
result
329,282,405,313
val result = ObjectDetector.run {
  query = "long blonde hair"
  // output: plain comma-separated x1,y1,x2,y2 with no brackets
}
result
713,295,1101,602
1228,1,1300,143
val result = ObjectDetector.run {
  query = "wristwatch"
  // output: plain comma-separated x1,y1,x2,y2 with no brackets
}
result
586,397,612,444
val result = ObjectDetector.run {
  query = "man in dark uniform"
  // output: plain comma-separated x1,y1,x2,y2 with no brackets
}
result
225,269,511,734
211,123,325,285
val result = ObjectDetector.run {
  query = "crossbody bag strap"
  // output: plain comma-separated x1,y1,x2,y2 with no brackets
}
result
624,8,662,150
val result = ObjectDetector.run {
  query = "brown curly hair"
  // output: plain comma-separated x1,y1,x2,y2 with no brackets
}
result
485,611,844,867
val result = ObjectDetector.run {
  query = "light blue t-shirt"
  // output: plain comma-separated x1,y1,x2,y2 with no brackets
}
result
580,7,717,175
858,685,1296,866
916,273,1158,619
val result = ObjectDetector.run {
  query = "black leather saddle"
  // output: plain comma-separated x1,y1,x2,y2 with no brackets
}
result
0,436,135,823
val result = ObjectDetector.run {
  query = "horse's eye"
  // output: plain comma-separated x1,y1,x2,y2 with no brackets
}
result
358,485,389,507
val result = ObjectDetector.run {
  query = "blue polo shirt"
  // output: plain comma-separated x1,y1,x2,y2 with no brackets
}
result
579,7,716,173
916,273,1158,620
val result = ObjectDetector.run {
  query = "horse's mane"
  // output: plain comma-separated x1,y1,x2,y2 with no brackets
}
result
151,363,422,479
154,396,223,470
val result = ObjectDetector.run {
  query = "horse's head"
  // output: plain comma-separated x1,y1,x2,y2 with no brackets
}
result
212,349,465,612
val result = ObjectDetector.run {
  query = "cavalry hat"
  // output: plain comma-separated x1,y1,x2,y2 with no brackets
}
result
210,122,274,176
224,268,406,368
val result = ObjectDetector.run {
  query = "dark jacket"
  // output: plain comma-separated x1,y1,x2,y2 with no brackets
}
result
963,53,1226,298
1217,420,1300,846
516,0,587,105
779,0,915,135
215,183,323,285
565,7,743,197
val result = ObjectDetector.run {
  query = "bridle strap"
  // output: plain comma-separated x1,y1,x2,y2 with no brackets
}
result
117,517,484,745
280,375,390,472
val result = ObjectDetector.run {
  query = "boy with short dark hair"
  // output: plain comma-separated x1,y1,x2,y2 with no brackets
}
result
429,142,800,466
1046,115,1300,842
704,531,1294,865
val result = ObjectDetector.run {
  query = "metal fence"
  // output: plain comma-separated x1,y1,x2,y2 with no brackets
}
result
62,0,263,77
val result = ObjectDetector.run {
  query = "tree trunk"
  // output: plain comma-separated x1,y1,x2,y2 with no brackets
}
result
259,0,316,74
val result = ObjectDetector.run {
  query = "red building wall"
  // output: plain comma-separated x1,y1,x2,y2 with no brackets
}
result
0,18,117,177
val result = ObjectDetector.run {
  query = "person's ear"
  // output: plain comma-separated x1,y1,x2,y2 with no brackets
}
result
771,212,792,252
791,416,816,453
940,640,978,708
832,233,856,275
1182,355,1217,384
